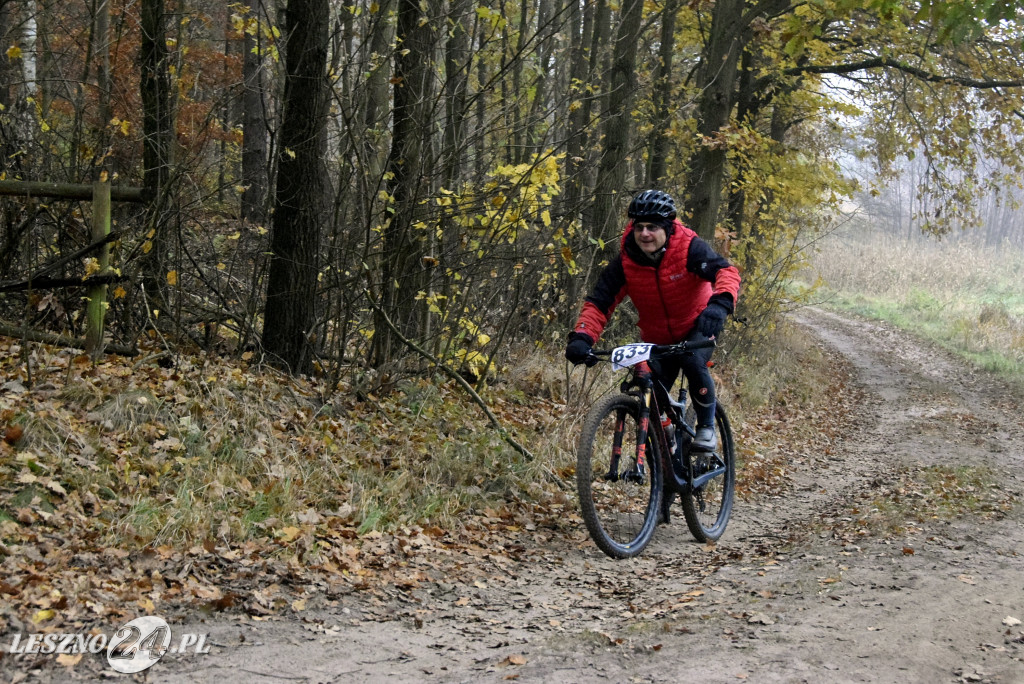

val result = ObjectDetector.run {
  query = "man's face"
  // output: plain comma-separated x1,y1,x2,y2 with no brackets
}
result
633,222,667,256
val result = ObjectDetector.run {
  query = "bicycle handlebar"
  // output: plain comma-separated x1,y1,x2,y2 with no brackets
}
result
588,338,716,360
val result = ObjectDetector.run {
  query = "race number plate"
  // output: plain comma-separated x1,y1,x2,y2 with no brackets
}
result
611,343,653,371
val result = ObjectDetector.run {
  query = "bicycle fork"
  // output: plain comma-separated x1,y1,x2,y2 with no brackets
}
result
604,391,654,484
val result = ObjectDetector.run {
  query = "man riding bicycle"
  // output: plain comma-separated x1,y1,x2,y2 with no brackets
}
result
565,189,741,452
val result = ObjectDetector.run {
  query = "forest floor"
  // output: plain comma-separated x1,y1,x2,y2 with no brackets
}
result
5,306,1024,683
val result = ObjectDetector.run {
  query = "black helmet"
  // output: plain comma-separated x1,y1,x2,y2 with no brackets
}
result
627,190,676,221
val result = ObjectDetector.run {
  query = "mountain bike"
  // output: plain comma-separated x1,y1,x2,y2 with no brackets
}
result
575,340,735,558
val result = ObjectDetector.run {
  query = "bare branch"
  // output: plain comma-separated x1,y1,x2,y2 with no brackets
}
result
789,56,1024,89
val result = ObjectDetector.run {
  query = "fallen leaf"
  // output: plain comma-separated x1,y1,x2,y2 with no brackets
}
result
297,509,322,524
957,574,976,585
902,547,914,555
4,424,23,445
1003,616,1021,627
747,613,775,625
56,653,82,667
32,609,55,624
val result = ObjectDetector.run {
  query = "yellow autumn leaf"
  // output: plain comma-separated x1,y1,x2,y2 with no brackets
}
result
32,609,55,624
83,258,101,278
166,270,178,286
113,286,127,299
142,240,153,254
6,45,22,59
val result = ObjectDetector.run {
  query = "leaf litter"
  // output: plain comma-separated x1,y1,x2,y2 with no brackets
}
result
3,314,1023,680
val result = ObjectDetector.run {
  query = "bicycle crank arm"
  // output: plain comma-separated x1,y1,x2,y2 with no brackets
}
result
665,456,727,491
691,464,727,490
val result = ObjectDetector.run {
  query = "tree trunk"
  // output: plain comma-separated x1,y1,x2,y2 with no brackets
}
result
0,2,15,175
682,0,744,242
442,0,471,188
511,0,529,163
96,0,112,177
262,0,331,375
241,0,270,226
474,10,489,179
361,0,396,218
646,0,678,185
373,0,437,365
526,0,556,158
562,0,600,217
139,0,174,296
589,0,644,258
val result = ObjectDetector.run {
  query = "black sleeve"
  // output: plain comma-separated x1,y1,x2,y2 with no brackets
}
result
584,254,626,315
686,237,735,311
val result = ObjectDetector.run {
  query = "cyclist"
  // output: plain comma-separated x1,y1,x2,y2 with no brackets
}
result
565,189,741,451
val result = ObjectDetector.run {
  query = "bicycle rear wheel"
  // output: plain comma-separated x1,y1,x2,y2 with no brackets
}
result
577,393,662,558
680,403,735,542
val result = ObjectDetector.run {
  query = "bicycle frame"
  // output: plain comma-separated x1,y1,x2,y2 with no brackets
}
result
618,358,728,494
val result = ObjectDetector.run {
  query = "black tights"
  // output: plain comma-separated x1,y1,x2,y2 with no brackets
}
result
649,329,716,428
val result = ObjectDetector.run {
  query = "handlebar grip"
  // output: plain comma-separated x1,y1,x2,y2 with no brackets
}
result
652,339,717,354
683,338,717,351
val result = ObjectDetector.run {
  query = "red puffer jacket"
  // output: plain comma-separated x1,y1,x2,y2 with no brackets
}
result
572,220,741,345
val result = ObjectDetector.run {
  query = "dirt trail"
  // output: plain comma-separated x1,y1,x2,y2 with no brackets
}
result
21,308,1024,683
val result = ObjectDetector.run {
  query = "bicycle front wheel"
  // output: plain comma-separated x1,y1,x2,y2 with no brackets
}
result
680,403,735,542
577,393,662,558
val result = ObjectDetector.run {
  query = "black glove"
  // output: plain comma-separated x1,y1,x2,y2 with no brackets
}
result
695,301,729,339
565,334,597,366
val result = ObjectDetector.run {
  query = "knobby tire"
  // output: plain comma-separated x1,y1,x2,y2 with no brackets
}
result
680,403,735,542
577,394,662,558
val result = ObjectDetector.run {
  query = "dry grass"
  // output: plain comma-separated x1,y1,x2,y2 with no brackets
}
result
805,227,1024,379
0,340,598,548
